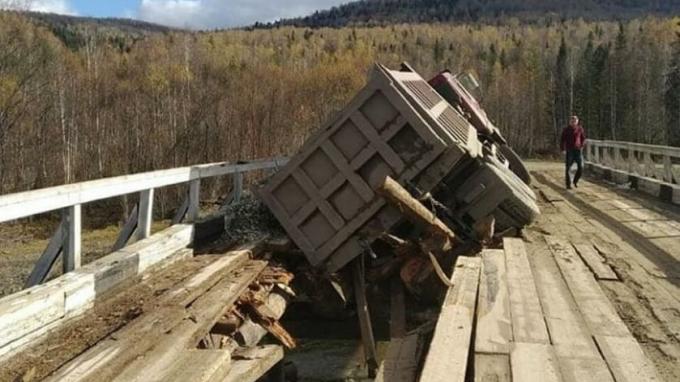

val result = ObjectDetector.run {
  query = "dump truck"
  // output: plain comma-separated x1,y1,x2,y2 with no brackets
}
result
259,63,540,272
428,70,532,184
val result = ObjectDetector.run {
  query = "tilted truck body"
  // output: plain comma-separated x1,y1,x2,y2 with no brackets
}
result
259,63,539,272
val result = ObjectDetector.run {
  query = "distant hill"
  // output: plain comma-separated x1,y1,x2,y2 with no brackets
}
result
6,11,176,50
270,0,680,28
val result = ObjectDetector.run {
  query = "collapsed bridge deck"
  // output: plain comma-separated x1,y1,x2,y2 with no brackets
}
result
0,162,679,381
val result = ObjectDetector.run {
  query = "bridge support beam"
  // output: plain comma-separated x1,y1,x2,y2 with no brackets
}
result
63,204,82,273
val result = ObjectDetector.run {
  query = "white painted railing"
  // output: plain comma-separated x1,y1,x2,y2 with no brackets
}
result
0,157,288,287
586,140,680,185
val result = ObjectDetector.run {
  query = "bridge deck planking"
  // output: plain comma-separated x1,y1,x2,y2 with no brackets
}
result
531,168,680,381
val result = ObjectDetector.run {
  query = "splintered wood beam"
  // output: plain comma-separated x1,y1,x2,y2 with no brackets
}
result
377,176,455,240
353,255,378,378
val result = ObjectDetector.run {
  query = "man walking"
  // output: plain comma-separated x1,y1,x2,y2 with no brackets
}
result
561,115,587,189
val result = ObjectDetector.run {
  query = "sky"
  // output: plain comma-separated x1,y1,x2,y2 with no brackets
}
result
2,0,348,29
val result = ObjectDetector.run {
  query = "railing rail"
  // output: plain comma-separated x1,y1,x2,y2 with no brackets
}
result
0,157,288,287
586,139,680,185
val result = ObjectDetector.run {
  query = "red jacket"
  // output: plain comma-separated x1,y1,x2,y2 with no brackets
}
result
561,125,586,151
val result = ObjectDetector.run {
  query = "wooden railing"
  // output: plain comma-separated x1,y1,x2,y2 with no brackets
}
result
586,140,680,185
0,157,288,287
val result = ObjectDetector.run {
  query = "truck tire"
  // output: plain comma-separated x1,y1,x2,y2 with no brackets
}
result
485,155,540,230
499,144,532,185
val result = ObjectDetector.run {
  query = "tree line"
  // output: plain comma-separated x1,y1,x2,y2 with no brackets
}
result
1,12,679,218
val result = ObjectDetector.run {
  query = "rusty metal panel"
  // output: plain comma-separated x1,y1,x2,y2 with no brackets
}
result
259,64,480,271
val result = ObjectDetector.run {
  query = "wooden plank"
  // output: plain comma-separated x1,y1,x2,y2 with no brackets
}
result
187,179,201,222
159,350,231,382
136,189,154,241
25,218,65,287
595,336,662,382
46,252,255,382
503,238,550,344
510,343,562,382
223,346,284,382
111,260,267,382
0,157,287,223
419,256,480,382
474,354,510,382
475,249,512,354
0,284,65,348
376,333,420,382
546,237,630,337
63,204,82,273
525,235,613,381
573,243,619,281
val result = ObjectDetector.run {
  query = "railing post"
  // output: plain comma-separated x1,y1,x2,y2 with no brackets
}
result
593,143,600,164
614,147,622,171
233,172,243,204
663,156,673,184
63,204,82,273
187,179,201,222
136,189,154,241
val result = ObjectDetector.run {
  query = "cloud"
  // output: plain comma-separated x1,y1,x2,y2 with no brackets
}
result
137,0,346,29
0,0,76,14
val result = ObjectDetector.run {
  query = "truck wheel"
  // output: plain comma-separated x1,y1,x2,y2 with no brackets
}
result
499,145,532,185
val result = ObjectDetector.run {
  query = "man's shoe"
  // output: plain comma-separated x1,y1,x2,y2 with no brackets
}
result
574,182,579,188
566,185,572,190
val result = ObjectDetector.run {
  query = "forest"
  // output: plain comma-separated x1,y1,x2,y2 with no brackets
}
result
276,0,680,27
1,12,680,215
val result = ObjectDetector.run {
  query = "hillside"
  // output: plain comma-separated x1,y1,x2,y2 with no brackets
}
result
272,0,680,27
6,11,175,50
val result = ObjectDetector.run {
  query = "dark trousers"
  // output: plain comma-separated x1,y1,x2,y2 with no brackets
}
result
565,149,583,187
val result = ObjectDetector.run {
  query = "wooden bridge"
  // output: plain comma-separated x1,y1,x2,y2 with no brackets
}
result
0,141,679,381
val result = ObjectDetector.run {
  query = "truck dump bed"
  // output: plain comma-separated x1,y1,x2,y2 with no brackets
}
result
259,64,482,272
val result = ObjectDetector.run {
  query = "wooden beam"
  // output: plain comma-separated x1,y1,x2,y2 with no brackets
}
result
112,204,138,252
573,243,619,281
475,249,511,354
187,179,201,222
420,256,481,382
25,218,65,287
136,189,154,241
353,255,379,377
376,333,420,382
0,157,288,223
503,238,550,344
223,346,284,382
171,195,189,224
546,237,630,337
232,172,243,204
159,350,231,382
594,336,662,382
377,176,455,240
63,205,82,273
47,252,256,382
510,343,562,382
